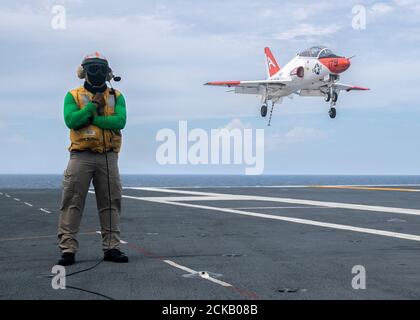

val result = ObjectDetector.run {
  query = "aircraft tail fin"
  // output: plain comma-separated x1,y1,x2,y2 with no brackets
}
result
264,47,281,78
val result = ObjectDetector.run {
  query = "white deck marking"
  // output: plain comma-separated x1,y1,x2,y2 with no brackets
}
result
96,231,127,244
126,187,223,196
231,206,329,210
314,186,420,192
24,202,33,207
149,199,420,243
124,187,420,217
123,195,240,202
5,194,10,197
13,198,20,201
122,187,420,242
99,226,233,288
163,259,232,287
39,208,51,214
0,192,3,195
125,184,420,189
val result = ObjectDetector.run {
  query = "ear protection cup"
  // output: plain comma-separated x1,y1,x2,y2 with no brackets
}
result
106,68,113,81
76,65,85,79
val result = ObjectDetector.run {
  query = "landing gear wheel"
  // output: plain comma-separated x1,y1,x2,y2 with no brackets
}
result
332,92,338,103
261,105,268,117
325,92,331,102
329,107,336,119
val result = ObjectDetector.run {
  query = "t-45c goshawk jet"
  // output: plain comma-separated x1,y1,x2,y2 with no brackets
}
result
205,46,369,124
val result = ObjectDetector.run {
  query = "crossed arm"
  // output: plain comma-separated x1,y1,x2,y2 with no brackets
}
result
63,92,127,130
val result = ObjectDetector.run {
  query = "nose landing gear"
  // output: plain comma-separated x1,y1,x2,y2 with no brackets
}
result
325,92,331,102
331,92,338,103
326,89,338,119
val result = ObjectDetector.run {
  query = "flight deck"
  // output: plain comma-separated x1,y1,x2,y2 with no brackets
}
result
1,185,420,299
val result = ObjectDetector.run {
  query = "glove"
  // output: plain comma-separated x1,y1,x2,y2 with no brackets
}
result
73,116,93,130
92,93,105,116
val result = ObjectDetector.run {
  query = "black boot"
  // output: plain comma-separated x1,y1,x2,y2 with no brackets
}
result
58,252,75,266
104,248,129,263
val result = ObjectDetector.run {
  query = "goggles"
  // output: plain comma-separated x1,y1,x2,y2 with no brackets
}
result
84,63,108,76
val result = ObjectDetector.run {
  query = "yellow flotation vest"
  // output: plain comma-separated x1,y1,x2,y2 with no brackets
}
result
68,86,122,153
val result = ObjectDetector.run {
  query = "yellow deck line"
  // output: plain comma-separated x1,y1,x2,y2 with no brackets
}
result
0,231,96,242
312,186,420,192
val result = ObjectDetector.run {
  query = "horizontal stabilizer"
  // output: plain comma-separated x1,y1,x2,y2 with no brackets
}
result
334,83,370,92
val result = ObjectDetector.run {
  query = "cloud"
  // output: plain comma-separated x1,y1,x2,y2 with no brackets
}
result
221,118,252,130
275,24,341,41
0,121,24,129
393,0,420,7
285,127,328,140
370,3,394,16
368,2,395,19
0,0,419,174
269,127,328,145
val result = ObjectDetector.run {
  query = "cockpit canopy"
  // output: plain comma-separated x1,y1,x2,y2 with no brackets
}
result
298,46,340,58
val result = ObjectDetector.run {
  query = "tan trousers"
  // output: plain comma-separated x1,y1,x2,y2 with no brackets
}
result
58,150,122,253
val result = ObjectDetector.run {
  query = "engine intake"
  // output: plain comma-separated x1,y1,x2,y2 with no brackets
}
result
290,66,304,78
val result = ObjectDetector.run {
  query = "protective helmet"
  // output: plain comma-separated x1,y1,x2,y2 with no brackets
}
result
76,51,114,84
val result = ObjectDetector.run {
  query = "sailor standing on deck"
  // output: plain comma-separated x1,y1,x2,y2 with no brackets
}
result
57,52,128,266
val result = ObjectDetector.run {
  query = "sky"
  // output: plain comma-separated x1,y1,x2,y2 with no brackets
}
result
0,0,419,174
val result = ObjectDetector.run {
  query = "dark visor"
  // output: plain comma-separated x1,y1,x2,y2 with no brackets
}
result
85,63,108,76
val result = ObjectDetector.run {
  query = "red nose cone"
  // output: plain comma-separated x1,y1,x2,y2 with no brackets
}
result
320,57,351,74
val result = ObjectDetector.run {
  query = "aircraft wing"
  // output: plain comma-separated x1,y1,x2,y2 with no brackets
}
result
204,80,290,95
302,82,370,97
205,80,290,86
333,83,370,92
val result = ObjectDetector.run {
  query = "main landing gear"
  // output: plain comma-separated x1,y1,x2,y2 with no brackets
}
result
261,104,268,117
261,101,275,126
328,107,336,119
325,90,338,119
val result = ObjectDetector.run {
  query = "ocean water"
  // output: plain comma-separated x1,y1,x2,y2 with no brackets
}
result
0,174,420,189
